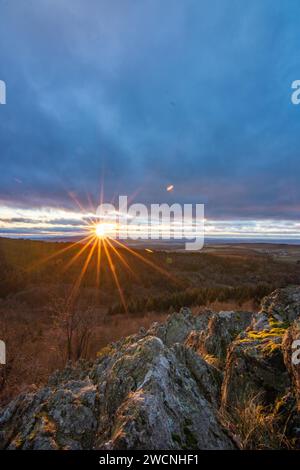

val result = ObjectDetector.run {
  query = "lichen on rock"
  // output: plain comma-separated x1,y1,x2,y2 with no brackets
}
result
0,308,234,450
2,287,300,450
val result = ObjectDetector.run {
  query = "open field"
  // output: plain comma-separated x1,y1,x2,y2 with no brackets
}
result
202,242,300,263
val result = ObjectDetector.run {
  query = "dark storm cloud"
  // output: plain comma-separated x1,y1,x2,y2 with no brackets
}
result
1,0,300,219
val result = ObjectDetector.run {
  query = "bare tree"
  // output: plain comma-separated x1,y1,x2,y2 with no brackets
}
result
49,294,95,363
0,309,32,403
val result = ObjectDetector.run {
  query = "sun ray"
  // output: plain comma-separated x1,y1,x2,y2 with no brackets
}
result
27,234,94,273
24,181,185,317
105,237,138,281
96,238,102,289
67,191,96,226
86,191,96,214
111,238,182,286
126,186,143,206
103,239,128,314
63,236,96,272
68,239,98,304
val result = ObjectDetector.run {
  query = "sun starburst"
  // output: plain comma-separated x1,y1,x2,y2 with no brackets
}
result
27,191,180,313
94,222,116,239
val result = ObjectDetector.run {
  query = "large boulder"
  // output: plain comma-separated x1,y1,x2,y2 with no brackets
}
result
222,328,290,410
251,286,300,331
0,311,234,450
196,310,253,368
221,287,300,411
283,319,300,406
147,307,211,347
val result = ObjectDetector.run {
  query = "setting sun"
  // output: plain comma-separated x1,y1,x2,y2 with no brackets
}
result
94,222,116,239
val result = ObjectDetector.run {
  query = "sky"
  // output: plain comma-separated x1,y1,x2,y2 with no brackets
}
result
1,0,300,239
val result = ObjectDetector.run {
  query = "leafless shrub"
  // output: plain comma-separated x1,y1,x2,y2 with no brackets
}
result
49,294,96,363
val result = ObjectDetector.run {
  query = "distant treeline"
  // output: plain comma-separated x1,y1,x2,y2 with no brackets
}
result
0,238,299,314
109,283,276,314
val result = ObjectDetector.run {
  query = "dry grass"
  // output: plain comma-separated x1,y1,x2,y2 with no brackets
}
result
0,298,169,406
220,394,293,449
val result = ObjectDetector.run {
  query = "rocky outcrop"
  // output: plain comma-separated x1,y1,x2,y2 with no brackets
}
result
251,286,300,331
283,319,300,406
222,330,290,410
0,309,234,450
196,310,253,367
2,286,300,450
222,288,299,410
147,307,210,347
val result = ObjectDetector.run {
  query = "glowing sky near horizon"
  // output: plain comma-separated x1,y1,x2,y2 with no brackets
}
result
1,204,300,241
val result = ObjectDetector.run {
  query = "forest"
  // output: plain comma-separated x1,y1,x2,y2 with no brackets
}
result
1,236,300,406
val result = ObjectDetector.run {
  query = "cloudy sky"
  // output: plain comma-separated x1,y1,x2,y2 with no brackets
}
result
0,0,300,239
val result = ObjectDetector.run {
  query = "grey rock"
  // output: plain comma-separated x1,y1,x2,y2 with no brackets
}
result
197,310,253,367
3,287,300,451
222,332,290,410
0,313,234,450
147,307,210,347
251,286,300,331
283,319,300,405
